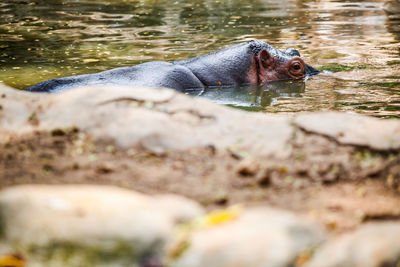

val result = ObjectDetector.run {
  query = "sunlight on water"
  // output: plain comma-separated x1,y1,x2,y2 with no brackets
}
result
0,0,399,117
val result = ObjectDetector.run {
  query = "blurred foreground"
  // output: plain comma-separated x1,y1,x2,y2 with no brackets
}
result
0,84,399,266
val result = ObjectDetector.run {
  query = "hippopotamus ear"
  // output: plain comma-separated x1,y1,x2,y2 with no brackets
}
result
259,49,274,69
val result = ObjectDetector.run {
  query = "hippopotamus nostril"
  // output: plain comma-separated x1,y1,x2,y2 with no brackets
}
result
285,48,301,57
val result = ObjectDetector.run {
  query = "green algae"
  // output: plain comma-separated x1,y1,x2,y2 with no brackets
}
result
318,64,367,73
18,240,146,267
355,105,381,111
387,60,400,66
226,104,266,112
384,105,400,111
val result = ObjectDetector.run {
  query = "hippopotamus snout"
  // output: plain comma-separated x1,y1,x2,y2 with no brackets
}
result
305,64,320,76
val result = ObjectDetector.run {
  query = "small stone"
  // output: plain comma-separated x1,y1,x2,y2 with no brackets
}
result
228,148,249,160
212,192,229,205
256,169,272,186
96,163,114,174
50,128,66,136
235,157,259,176
71,163,79,170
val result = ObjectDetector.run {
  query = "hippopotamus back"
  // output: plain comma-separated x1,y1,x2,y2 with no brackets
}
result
25,62,205,93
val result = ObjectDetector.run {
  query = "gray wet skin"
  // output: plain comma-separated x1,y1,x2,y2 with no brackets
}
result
25,40,319,93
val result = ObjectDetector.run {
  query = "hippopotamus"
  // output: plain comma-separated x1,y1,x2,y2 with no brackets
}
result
24,40,319,93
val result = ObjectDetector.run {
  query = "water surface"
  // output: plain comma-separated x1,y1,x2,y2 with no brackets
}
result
0,0,399,117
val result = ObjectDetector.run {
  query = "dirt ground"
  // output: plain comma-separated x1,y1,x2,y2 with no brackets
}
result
1,128,400,236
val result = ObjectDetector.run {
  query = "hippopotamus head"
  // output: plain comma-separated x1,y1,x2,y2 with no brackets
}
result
248,41,319,84
282,48,320,76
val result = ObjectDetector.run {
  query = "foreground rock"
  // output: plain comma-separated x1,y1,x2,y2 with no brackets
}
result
306,223,400,267
168,208,325,267
1,184,400,267
0,185,204,266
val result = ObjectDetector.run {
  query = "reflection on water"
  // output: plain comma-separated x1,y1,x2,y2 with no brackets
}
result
0,0,399,117
186,80,305,111
386,0,400,41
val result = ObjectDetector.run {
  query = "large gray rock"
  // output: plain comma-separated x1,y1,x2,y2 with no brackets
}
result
306,223,400,267
169,208,325,267
0,184,204,266
294,112,400,150
0,84,294,158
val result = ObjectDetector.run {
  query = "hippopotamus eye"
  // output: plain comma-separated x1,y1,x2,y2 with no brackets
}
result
292,63,301,70
288,58,305,77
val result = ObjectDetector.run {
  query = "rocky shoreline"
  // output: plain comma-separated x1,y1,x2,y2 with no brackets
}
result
0,84,399,266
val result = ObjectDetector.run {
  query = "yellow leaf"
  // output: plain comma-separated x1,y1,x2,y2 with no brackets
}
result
0,254,25,267
201,205,242,227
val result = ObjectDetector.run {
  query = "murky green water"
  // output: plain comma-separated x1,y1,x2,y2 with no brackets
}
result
1,0,399,117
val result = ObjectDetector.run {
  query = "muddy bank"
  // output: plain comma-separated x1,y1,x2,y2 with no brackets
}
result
1,127,400,233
